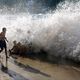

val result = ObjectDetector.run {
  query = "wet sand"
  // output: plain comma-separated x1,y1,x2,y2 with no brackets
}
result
17,57,80,80
0,55,80,80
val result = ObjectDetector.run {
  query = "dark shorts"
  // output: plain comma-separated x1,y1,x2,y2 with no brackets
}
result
0,40,6,49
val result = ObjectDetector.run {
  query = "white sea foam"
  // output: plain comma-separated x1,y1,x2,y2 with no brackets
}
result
0,0,80,60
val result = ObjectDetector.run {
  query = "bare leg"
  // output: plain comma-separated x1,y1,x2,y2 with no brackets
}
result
0,47,3,53
5,47,8,68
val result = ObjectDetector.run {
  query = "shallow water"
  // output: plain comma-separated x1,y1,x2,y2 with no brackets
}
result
0,55,80,80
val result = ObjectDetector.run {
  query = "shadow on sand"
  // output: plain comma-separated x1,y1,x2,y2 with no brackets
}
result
0,64,29,80
13,60,51,77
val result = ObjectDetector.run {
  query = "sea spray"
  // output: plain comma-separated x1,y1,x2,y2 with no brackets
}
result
0,0,80,61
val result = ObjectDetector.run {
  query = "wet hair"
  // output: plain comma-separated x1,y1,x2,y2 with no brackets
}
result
2,27,6,32
13,40,17,44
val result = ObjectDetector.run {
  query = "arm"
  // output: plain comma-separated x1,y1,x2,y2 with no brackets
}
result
5,37,8,42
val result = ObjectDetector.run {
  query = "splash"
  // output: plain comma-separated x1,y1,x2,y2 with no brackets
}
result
0,0,80,61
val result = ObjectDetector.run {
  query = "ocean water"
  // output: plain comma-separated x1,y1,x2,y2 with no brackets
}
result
0,0,80,61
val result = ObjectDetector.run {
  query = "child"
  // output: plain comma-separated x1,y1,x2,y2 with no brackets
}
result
0,27,8,57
